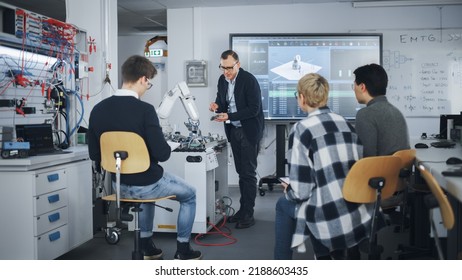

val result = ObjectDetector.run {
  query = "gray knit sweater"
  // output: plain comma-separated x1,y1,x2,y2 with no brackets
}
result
355,95,410,157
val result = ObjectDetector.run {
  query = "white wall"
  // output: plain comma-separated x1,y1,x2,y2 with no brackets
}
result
66,0,118,128
119,2,462,184
117,35,168,105
67,1,168,132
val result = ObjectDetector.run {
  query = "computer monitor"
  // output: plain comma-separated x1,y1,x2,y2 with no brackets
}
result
15,123,55,155
439,113,462,139
230,33,383,122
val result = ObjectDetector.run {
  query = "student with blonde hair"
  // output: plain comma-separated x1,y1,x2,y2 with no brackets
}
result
274,73,373,260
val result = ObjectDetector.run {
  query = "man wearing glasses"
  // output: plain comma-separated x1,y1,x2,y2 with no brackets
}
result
88,55,202,260
209,50,264,229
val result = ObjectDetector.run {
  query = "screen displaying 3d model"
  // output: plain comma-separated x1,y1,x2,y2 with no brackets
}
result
230,33,383,121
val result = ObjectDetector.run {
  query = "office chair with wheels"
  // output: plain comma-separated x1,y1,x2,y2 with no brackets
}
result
417,165,455,260
99,131,175,260
343,155,402,259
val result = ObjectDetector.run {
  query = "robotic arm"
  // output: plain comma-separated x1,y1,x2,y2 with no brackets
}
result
157,81,199,122
157,81,200,134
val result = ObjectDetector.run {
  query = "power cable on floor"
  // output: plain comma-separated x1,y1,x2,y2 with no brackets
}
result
193,196,238,246
193,216,237,246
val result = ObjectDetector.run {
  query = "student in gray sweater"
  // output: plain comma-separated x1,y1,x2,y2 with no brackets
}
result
353,63,410,157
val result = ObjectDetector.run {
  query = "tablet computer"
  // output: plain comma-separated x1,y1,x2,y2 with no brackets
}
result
278,177,290,185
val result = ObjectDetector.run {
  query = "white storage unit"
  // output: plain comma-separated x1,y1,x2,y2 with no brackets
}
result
149,142,229,234
0,146,92,259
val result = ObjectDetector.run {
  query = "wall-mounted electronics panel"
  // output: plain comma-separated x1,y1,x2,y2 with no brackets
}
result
0,2,86,150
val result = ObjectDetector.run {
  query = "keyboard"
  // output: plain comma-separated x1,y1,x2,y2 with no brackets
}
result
34,149,72,156
442,167,462,177
430,141,456,148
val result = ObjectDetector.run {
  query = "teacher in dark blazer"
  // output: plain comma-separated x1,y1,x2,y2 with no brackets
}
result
209,50,264,229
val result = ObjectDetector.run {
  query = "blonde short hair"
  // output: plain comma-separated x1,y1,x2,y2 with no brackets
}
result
297,73,329,108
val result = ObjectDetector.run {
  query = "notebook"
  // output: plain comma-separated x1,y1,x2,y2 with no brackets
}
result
15,123,68,156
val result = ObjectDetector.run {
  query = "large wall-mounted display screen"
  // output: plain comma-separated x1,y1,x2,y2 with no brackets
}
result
230,33,383,121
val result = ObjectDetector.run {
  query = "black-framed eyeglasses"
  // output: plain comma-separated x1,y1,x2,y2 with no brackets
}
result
294,91,299,98
219,61,238,71
146,78,153,90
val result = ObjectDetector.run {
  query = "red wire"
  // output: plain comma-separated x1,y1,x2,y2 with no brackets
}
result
193,215,238,247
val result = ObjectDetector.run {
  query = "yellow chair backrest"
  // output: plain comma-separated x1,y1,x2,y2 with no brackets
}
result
100,131,150,174
393,149,416,170
343,155,402,203
393,149,416,191
418,165,455,230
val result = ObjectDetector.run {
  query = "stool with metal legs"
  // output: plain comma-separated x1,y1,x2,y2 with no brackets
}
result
99,131,175,260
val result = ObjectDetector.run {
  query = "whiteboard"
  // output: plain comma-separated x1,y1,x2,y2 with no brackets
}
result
382,29,462,117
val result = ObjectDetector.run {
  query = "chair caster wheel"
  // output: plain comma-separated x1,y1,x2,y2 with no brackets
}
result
105,228,120,245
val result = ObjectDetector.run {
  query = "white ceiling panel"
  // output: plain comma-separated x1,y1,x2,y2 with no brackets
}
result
0,0,458,35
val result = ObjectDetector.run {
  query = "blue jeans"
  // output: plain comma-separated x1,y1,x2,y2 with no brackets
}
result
274,196,297,259
115,171,196,243
274,196,333,259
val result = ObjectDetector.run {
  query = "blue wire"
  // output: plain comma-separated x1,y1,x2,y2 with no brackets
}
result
67,90,84,140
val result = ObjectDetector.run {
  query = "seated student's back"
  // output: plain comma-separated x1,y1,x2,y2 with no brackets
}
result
353,64,410,157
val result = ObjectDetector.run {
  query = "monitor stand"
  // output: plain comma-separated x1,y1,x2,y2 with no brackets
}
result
258,124,286,196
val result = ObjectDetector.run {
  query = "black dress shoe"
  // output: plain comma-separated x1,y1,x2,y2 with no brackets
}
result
235,215,255,229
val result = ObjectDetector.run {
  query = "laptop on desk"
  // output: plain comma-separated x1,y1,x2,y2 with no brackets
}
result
15,124,71,156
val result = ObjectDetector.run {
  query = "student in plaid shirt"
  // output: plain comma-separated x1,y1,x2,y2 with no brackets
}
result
274,73,374,259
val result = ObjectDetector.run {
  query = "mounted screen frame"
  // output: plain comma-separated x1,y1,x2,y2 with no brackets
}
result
230,33,383,122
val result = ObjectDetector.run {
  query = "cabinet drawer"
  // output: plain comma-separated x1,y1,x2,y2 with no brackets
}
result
35,169,67,196
34,206,68,236
34,188,68,216
36,224,69,260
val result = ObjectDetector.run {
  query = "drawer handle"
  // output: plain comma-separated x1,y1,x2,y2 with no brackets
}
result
48,212,60,223
48,231,61,242
48,194,60,203
47,173,59,182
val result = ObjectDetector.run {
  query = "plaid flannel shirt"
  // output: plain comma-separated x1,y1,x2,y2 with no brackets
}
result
285,107,374,253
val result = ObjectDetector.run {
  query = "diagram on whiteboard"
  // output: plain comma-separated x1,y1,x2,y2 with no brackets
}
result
383,50,413,70
382,29,462,117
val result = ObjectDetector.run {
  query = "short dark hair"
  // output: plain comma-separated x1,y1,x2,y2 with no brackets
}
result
221,50,239,61
121,55,157,84
353,63,388,97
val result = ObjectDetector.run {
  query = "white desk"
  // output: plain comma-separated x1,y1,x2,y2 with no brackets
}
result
413,139,462,259
414,140,462,202
0,145,90,171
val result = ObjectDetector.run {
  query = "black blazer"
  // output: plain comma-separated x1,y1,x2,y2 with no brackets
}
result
215,68,264,146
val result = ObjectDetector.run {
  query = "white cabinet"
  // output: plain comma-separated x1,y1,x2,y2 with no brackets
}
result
66,160,93,251
151,143,229,234
0,147,92,259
